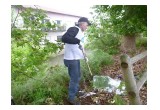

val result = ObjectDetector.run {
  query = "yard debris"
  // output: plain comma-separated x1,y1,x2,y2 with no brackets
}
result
78,49,147,105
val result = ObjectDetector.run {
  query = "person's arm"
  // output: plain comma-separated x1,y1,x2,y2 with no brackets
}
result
79,44,88,62
62,27,80,44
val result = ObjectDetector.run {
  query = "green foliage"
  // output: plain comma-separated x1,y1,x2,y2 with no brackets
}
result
11,5,63,82
11,43,46,82
11,6,67,104
86,10,121,55
81,49,113,78
93,5,147,36
86,5,147,55
113,95,126,105
136,37,147,48
86,31,121,55
11,66,69,105
112,81,126,105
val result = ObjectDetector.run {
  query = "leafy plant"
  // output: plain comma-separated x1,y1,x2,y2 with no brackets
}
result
12,65,69,105
11,5,63,82
86,5,147,53
86,33,121,55
93,5,147,36
113,94,126,105
136,37,147,48
81,49,113,80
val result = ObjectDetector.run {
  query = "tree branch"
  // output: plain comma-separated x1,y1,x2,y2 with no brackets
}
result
137,71,147,91
120,54,141,104
34,5,39,9
11,7,20,30
131,51,147,64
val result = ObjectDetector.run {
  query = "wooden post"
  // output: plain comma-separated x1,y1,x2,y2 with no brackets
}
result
121,54,141,105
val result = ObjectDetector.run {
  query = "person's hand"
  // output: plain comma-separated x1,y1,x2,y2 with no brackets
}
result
79,44,83,50
84,56,89,62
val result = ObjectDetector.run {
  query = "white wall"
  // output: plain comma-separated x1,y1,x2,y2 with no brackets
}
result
11,6,24,28
45,11,80,42
47,11,80,23
11,6,81,43
46,32,65,43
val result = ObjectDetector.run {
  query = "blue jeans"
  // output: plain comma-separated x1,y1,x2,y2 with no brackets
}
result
64,59,81,101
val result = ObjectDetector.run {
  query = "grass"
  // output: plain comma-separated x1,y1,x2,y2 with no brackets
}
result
81,49,113,77
12,49,114,105
12,65,69,105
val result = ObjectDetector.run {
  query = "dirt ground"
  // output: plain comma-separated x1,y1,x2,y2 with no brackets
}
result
63,48,147,105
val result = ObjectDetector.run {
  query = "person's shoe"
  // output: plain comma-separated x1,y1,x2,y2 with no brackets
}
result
77,91,85,97
68,99,81,105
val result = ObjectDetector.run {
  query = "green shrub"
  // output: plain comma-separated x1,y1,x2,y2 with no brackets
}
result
12,65,69,105
11,6,63,83
81,49,113,78
113,95,126,105
136,37,147,48
86,34,121,55
11,6,66,105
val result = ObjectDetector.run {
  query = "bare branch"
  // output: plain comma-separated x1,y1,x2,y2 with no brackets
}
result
11,7,20,30
131,51,147,64
137,71,147,91
34,5,39,9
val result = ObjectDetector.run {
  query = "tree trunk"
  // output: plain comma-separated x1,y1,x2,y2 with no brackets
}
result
121,36,136,52
121,54,141,105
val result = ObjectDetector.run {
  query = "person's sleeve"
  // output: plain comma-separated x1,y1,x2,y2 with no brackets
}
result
61,27,80,44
